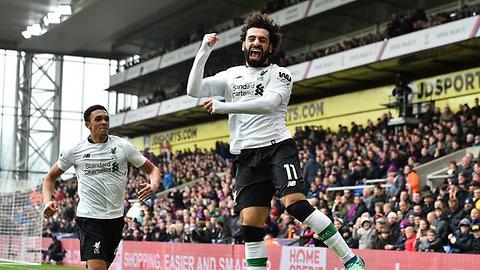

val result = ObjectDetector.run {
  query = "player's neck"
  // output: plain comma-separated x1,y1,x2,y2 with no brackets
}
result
88,134,108,144
245,61,270,68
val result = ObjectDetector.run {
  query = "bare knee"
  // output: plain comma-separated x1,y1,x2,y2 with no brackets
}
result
241,207,269,227
87,259,107,270
282,192,307,208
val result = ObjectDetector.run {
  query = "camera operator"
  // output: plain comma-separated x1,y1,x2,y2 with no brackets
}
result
392,74,413,117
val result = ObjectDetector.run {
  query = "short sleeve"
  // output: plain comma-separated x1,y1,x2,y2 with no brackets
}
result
265,67,293,103
123,140,147,168
57,147,75,172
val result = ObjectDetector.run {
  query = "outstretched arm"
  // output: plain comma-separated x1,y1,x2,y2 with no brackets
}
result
187,33,226,98
204,93,282,114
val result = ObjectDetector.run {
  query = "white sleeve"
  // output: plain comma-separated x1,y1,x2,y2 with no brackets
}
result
123,141,147,168
187,37,227,98
56,147,75,172
213,93,282,114
265,67,293,103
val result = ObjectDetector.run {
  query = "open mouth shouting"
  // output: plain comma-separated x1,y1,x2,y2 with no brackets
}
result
249,47,263,62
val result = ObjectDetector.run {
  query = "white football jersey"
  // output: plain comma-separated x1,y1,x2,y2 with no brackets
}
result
203,64,293,154
57,135,147,219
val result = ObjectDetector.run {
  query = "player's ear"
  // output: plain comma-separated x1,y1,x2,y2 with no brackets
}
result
269,43,273,54
85,121,90,129
241,41,246,51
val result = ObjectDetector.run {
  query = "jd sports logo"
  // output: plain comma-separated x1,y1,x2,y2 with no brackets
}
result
279,72,292,82
255,84,264,96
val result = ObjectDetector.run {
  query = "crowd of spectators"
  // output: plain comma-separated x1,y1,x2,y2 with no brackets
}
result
279,5,479,67
42,99,480,254
131,4,480,109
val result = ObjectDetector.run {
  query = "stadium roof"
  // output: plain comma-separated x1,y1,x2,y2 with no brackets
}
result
0,0,461,59
0,0,264,58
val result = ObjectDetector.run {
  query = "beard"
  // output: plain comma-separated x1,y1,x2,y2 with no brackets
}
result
243,45,270,67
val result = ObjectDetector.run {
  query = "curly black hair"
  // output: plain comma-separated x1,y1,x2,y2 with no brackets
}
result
240,11,282,57
83,104,107,122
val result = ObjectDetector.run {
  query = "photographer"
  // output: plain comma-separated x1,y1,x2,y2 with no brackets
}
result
43,236,66,265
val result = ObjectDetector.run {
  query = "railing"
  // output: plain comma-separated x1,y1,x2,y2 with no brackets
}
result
326,184,391,193
363,178,387,184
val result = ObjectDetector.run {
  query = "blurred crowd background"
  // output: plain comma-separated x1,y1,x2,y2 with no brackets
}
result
38,99,480,254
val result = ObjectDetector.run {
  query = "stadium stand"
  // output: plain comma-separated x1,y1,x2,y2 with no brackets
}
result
44,99,480,253
120,3,480,107
4,0,480,268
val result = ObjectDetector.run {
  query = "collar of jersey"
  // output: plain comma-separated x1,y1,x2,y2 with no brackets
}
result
245,63,271,68
88,135,109,144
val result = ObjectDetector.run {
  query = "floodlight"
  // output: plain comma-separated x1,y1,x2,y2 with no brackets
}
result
58,5,72,15
29,24,42,36
47,12,61,24
21,30,31,39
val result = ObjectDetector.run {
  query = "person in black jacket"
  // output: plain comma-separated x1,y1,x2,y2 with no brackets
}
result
43,236,66,264
470,225,480,253
448,218,473,253
373,226,396,250
424,229,444,252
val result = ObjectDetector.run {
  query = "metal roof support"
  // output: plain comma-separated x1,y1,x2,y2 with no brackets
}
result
12,52,63,180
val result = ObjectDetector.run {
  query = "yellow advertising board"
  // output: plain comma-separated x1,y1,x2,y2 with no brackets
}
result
148,119,230,153
131,66,480,153
287,86,392,127
141,85,393,152
413,66,480,103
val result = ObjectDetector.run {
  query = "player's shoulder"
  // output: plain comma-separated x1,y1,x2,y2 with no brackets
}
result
271,64,291,75
108,135,130,146
271,65,292,84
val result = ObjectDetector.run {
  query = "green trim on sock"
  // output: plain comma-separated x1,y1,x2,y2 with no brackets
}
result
247,257,268,267
318,223,337,241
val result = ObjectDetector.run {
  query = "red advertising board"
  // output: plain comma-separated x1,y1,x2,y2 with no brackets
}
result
42,239,478,270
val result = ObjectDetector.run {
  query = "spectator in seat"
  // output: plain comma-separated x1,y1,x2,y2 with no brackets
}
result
352,217,376,249
387,166,406,201
421,191,435,216
404,165,419,193
415,218,430,251
373,225,396,250
433,207,450,245
448,218,473,253
470,224,480,253
151,223,169,242
386,212,400,241
470,208,480,226
346,194,368,224
424,229,444,253
368,184,386,215
403,226,417,251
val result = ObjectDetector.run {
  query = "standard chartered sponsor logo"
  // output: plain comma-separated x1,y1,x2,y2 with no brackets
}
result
84,161,119,175
232,89,255,98
232,82,255,90
232,82,255,98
